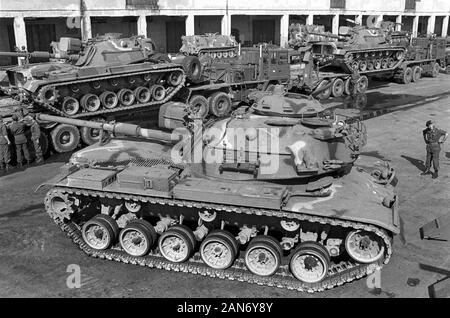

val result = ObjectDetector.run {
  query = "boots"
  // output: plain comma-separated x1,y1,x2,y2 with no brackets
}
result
432,170,439,179
421,169,431,175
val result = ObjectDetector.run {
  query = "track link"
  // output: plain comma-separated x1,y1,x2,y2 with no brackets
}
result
46,186,393,293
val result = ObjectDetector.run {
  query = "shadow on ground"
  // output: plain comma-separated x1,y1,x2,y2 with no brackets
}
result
401,155,426,172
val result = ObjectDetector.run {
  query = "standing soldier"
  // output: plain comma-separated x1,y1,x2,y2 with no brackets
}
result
26,114,44,164
10,114,30,167
0,115,12,172
422,120,448,178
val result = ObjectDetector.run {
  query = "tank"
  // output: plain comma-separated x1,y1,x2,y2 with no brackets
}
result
297,24,407,73
0,33,187,118
38,99,399,292
288,24,336,49
179,33,238,60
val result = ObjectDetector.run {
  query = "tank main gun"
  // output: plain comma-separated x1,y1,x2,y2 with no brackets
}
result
0,51,79,62
307,31,348,41
36,114,180,143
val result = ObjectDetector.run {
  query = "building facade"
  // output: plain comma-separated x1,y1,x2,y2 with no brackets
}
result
0,0,449,65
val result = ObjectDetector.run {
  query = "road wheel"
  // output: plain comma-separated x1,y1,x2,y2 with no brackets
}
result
381,58,388,69
356,75,369,93
402,67,413,84
188,95,209,119
158,225,196,263
359,60,367,71
134,86,151,103
99,91,118,109
119,222,154,257
167,70,184,86
200,230,238,270
412,66,421,83
344,78,354,95
374,59,381,70
61,97,80,116
150,85,166,101
208,92,232,117
345,230,385,264
331,78,345,97
80,94,101,112
431,62,439,78
244,236,282,277
117,88,135,106
290,242,330,284
82,216,116,250
50,124,80,153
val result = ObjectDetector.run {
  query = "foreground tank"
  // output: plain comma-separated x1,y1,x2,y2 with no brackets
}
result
0,34,187,118
38,97,399,292
179,33,238,60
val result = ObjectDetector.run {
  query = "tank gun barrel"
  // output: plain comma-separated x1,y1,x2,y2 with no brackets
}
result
0,51,77,61
307,32,347,40
36,114,179,143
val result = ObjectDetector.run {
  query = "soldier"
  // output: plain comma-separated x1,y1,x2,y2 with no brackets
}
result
421,120,448,178
0,115,12,172
25,114,44,164
9,114,30,167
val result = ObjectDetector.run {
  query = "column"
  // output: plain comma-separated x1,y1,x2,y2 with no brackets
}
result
137,14,147,37
332,14,339,35
442,16,449,36
396,15,402,31
427,15,435,34
186,14,195,36
81,15,92,41
412,15,419,37
306,14,314,25
221,14,231,35
280,14,289,48
13,17,27,65
355,14,363,26
376,15,383,27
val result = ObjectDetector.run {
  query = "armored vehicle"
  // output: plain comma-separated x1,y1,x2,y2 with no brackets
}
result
0,34,190,152
39,94,399,292
179,34,238,60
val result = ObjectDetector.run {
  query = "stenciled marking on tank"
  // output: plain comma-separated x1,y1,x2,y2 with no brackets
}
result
291,183,343,211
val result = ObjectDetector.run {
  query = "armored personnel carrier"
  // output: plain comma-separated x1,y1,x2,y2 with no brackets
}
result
179,33,238,60
39,94,399,292
0,34,189,152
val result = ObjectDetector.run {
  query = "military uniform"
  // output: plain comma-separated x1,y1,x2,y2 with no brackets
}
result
30,120,43,163
0,121,11,170
423,126,447,174
10,120,30,166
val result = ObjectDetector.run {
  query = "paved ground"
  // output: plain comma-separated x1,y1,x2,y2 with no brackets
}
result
0,74,449,298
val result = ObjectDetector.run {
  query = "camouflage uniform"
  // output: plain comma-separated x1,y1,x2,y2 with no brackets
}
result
0,119,11,170
422,123,447,177
10,117,30,166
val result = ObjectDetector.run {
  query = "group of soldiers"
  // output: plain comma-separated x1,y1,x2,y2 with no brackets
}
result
0,107,44,173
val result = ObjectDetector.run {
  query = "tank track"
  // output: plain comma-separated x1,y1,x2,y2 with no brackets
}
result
340,48,405,73
36,66,186,119
45,186,392,293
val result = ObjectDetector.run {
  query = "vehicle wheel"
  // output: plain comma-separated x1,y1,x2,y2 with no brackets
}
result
99,91,118,109
402,67,413,84
200,230,238,270
359,60,367,72
208,92,232,117
431,62,439,78
290,241,330,284
374,59,381,70
117,88,135,106
95,214,120,240
353,93,368,109
80,94,101,112
345,230,385,263
158,225,196,263
244,236,282,277
182,56,202,82
316,81,332,100
381,58,388,69
150,85,166,101
367,61,374,71
132,219,157,245
388,58,396,68
134,86,151,103
119,222,154,256
331,78,345,97
412,66,421,82
188,95,209,119
61,97,80,116
50,124,80,153
344,78,354,95
356,76,369,94
82,216,116,250
167,70,184,86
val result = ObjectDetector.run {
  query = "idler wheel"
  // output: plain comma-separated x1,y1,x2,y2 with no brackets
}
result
290,241,330,284
150,85,166,101
50,123,80,153
381,58,388,69
208,92,232,117
61,97,80,116
356,75,369,94
158,225,196,263
134,86,151,103
188,95,209,119
244,236,282,277
82,215,117,250
374,59,381,70
117,88,136,106
80,93,101,112
402,67,413,84
167,70,184,87
119,221,156,257
200,230,238,270
99,91,118,109
412,66,422,82
331,78,344,97
345,230,385,264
